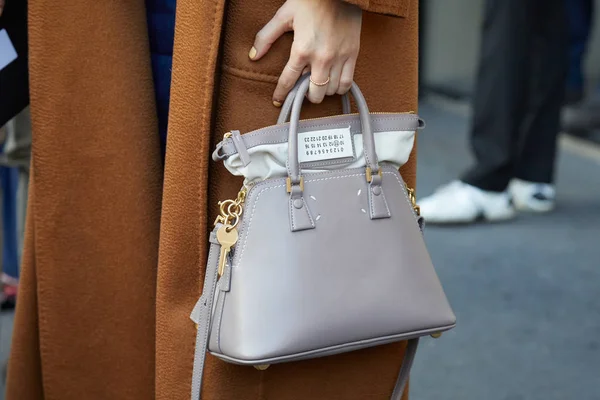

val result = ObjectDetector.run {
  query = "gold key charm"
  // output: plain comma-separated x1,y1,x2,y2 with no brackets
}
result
216,225,238,276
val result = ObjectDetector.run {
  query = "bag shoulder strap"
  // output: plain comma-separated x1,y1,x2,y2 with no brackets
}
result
189,226,419,400
190,228,223,400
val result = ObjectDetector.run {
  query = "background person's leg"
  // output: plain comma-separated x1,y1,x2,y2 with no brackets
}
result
461,0,534,192
565,0,594,104
514,0,568,186
419,0,537,224
561,0,600,135
3,107,32,256
0,165,20,281
0,161,20,310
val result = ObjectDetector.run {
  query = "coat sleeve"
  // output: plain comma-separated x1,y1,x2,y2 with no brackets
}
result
343,0,410,17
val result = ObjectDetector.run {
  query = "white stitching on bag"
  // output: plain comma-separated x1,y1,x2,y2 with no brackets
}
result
304,197,316,228
303,173,365,184
233,168,416,269
221,168,420,349
382,186,392,218
215,288,226,352
366,182,392,218
369,184,375,217
235,183,287,267
289,194,296,231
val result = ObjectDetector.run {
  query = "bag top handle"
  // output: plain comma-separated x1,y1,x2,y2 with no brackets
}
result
286,75,379,187
276,76,352,125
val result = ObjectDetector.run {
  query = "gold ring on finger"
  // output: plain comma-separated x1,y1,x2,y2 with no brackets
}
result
310,76,330,86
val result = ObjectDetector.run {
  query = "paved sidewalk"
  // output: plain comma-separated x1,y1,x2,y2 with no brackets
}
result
411,100,600,400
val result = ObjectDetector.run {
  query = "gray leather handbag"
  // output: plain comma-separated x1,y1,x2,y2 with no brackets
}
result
190,75,456,400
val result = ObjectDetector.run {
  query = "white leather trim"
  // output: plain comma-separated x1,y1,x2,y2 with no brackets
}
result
224,130,415,184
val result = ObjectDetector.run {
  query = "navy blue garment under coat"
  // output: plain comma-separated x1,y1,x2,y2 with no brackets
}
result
146,0,176,155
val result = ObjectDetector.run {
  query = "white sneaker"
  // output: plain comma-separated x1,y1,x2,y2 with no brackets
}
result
509,178,555,213
419,181,516,224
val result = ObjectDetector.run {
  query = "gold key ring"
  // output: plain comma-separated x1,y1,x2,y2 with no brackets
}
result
310,76,330,86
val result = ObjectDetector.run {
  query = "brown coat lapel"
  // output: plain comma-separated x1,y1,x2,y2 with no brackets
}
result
155,0,228,398
7,1,162,398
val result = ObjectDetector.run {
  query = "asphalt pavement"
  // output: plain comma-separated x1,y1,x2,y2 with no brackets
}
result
411,99,600,400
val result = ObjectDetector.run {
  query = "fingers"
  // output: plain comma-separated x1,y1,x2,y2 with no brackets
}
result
272,40,312,105
273,57,354,106
307,50,334,104
250,8,292,61
272,60,306,106
337,58,356,95
308,71,330,104
326,63,343,96
256,0,361,107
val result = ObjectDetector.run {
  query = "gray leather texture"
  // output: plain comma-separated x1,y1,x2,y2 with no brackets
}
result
208,164,456,364
229,130,250,167
190,228,421,399
368,174,392,219
288,185,316,232
192,78,455,400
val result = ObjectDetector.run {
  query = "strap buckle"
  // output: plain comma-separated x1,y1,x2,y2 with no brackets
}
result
365,167,382,183
286,176,304,193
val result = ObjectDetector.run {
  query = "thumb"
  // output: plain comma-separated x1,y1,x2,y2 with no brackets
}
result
249,9,292,61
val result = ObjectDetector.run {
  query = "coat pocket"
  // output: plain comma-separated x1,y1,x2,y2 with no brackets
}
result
347,0,411,18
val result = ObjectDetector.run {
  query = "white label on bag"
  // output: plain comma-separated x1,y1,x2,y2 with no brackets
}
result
298,127,354,163
0,30,18,71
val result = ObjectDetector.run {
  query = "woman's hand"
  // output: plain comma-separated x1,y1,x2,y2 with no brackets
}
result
249,0,362,106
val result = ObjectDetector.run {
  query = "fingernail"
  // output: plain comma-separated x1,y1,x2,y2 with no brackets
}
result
273,100,282,108
249,47,257,60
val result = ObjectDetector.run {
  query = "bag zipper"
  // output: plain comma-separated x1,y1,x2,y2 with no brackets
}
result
277,110,416,125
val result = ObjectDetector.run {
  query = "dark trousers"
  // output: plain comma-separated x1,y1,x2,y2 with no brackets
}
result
462,0,568,192
0,163,20,280
565,0,594,92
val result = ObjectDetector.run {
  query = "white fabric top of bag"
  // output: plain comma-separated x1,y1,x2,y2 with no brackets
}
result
224,127,416,185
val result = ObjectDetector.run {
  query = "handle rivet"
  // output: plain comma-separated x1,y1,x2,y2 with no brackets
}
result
372,186,382,196
293,199,304,209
